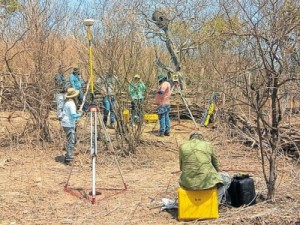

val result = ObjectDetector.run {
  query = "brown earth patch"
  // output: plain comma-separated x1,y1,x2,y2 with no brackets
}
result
1,112,300,225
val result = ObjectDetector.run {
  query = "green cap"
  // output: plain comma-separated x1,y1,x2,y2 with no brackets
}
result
157,73,166,82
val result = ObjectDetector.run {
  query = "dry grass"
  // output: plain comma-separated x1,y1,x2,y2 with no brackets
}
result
0,111,300,225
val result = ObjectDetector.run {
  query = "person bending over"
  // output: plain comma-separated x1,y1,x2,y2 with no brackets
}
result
179,131,231,203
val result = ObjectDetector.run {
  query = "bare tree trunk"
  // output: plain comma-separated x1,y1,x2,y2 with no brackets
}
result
0,75,3,108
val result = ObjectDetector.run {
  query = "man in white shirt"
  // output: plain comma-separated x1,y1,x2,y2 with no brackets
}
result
61,88,82,164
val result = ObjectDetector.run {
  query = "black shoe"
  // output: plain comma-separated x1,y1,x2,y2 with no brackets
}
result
64,158,73,165
164,132,170,136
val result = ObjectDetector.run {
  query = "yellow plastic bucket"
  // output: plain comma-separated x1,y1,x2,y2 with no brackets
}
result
123,109,130,123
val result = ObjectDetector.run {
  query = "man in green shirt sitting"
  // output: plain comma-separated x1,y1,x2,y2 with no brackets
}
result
179,131,231,203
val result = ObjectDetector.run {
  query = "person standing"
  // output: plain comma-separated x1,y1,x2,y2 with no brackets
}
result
155,73,171,136
61,88,82,164
95,70,118,128
179,131,231,203
54,65,68,120
69,67,88,112
128,74,146,124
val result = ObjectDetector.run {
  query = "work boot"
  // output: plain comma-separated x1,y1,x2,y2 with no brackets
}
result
107,124,115,129
64,158,73,165
164,132,170,136
156,133,164,137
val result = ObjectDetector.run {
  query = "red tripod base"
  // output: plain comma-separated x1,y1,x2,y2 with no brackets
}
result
64,186,127,204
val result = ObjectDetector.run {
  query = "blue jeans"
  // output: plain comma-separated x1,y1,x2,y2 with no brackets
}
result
217,172,231,204
103,96,115,126
158,105,170,134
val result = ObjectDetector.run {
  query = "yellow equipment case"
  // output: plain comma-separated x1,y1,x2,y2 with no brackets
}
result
177,187,219,221
143,114,158,123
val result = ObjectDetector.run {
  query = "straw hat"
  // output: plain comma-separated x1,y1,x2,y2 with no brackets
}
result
134,74,140,79
65,88,79,99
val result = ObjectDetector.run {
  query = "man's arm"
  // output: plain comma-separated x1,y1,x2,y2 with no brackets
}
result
157,82,168,94
128,83,135,96
80,75,86,85
211,145,221,172
69,102,82,120
140,82,146,92
179,147,183,171
69,74,75,88
72,113,82,120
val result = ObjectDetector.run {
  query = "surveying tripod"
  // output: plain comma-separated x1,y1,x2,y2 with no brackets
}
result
65,101,126,204
171,79,199,130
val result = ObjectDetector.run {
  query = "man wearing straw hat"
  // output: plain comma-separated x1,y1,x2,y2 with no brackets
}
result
61,88,82,164
128,74,146,124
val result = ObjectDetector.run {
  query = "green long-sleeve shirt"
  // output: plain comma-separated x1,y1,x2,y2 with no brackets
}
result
128,81,146,100
179,139,223,190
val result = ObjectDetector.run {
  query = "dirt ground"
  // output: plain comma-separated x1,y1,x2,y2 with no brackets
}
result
1,111,300,225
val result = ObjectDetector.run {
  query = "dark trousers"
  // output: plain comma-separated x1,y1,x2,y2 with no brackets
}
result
131,99,144,123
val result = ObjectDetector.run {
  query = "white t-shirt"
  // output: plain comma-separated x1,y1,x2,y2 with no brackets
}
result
61,100,77,127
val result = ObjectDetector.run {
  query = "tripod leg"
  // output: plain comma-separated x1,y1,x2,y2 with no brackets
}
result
152,119,159,132
83,112,89,130
89,109,97,204
64,160,75,189
97,111,110,143
178,88,199,129
96,109,127,189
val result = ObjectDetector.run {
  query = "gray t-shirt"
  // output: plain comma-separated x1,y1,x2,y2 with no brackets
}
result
95,74,118,96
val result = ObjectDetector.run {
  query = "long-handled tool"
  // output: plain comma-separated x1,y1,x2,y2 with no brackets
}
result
171,81,199,130
64,18,126,204
83,18,99,204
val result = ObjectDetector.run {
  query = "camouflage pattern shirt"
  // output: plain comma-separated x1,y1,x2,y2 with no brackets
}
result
179,139,223,190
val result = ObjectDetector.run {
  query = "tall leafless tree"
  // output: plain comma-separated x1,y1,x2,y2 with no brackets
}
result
221,0,300,199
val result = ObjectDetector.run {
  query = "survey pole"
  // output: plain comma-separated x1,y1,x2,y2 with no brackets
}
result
84,19,95,100
84,18,97,204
